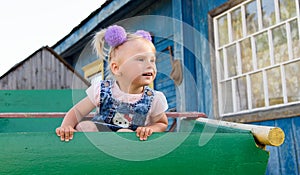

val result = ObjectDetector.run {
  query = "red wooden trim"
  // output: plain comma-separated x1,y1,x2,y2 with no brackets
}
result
0,113,67,118
0,112,207,118
166,112,207,118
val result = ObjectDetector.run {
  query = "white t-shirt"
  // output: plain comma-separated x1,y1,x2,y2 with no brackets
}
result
86,81,168,125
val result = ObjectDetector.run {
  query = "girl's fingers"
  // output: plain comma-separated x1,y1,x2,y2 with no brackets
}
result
69,126,74,140
55,127,61,136
136,127,153,141
59,128,65,141
56,126,75,141
136,127,141,137
139,127,146,140
147,128,153,137
143,128,153,140
64,128,70,142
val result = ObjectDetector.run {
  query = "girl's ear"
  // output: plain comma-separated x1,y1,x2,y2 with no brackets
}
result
110,61,120,76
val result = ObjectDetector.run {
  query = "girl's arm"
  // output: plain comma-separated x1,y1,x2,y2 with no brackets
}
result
136,112,168,141
56,97,96,141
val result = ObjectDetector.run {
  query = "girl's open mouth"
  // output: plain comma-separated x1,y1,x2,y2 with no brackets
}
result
142,72,153,76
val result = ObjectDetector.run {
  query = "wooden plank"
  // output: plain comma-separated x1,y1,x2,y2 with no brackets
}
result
30,55,36,89
0,113,67,118
255,120,281,175
0,112,205,134
50,51,55,88
44,50,51,88
26,56,32,89
0,112,205,119
35,53,41,89
166,111,206,118
197,118,285,146
292,117,300,175
254,118,300,175
59,59,64,88
266,145,281,175
155,40,176,110
221,103,300,123
10,69,16,89
0,130,269,174
16,65,22,89
276,118,299,174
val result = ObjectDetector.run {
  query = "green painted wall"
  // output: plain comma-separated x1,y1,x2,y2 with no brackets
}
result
0,117,63,133
0,132,268,175
0,90,269,174
0,89,86,112
0,118,269,174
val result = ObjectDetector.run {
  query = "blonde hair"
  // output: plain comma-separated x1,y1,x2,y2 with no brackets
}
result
92,30,144,62
92,29,108,61
92,27,147,79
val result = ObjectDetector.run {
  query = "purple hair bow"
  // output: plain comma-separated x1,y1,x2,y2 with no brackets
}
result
104,25,152,47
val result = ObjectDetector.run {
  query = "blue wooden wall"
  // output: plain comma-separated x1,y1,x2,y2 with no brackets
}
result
253,117,300,175
154,39,176,110
180,0,299,174
181,0,227,115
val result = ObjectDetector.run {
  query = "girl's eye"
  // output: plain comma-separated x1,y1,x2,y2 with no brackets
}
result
134,56,156,63
135,57,147,62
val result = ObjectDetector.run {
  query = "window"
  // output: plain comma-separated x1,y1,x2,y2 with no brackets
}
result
82,59,103,82
209,0,300,122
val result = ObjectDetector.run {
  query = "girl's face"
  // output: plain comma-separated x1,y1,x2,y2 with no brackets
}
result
111,38,157,88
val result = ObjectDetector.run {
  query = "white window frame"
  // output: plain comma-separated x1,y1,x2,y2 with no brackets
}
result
209,0,300,122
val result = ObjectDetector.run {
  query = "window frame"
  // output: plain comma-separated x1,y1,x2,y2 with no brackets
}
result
208,0,300,123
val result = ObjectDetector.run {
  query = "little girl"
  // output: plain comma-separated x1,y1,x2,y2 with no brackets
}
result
56,25,168,141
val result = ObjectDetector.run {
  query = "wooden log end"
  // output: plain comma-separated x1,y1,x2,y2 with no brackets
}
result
268,127,285,146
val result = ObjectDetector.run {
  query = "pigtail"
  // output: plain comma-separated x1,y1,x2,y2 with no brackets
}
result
92,29,109,61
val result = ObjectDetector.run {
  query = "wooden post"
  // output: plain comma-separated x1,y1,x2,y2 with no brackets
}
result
196,118,285,147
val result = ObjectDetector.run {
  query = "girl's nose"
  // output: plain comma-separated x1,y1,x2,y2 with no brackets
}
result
144,59,155,68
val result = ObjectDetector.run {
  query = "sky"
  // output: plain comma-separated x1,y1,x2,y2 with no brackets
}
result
0,0,106,77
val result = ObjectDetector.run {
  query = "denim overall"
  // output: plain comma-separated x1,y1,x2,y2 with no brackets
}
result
92,80,154,131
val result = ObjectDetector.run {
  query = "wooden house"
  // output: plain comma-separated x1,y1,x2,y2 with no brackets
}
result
50,0,299,174
0,46,89,90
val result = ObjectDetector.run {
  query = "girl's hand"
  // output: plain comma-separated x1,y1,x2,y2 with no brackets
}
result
136,127,153,141
55,126,76,142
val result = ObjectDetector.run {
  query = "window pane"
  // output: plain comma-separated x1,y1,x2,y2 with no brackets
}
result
218,15,229,47
250,72,265,108
226,44,238,77
273,25,288,64
245,1,258,35
240,38,253,73
231,7,243,41
219,49,225,80
291,20,300,59
285,61,300,102
221,80,233,113
261,0,276,28
267,67,283,105
255,32,270,69
279,0,297,21
235,76,248,111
